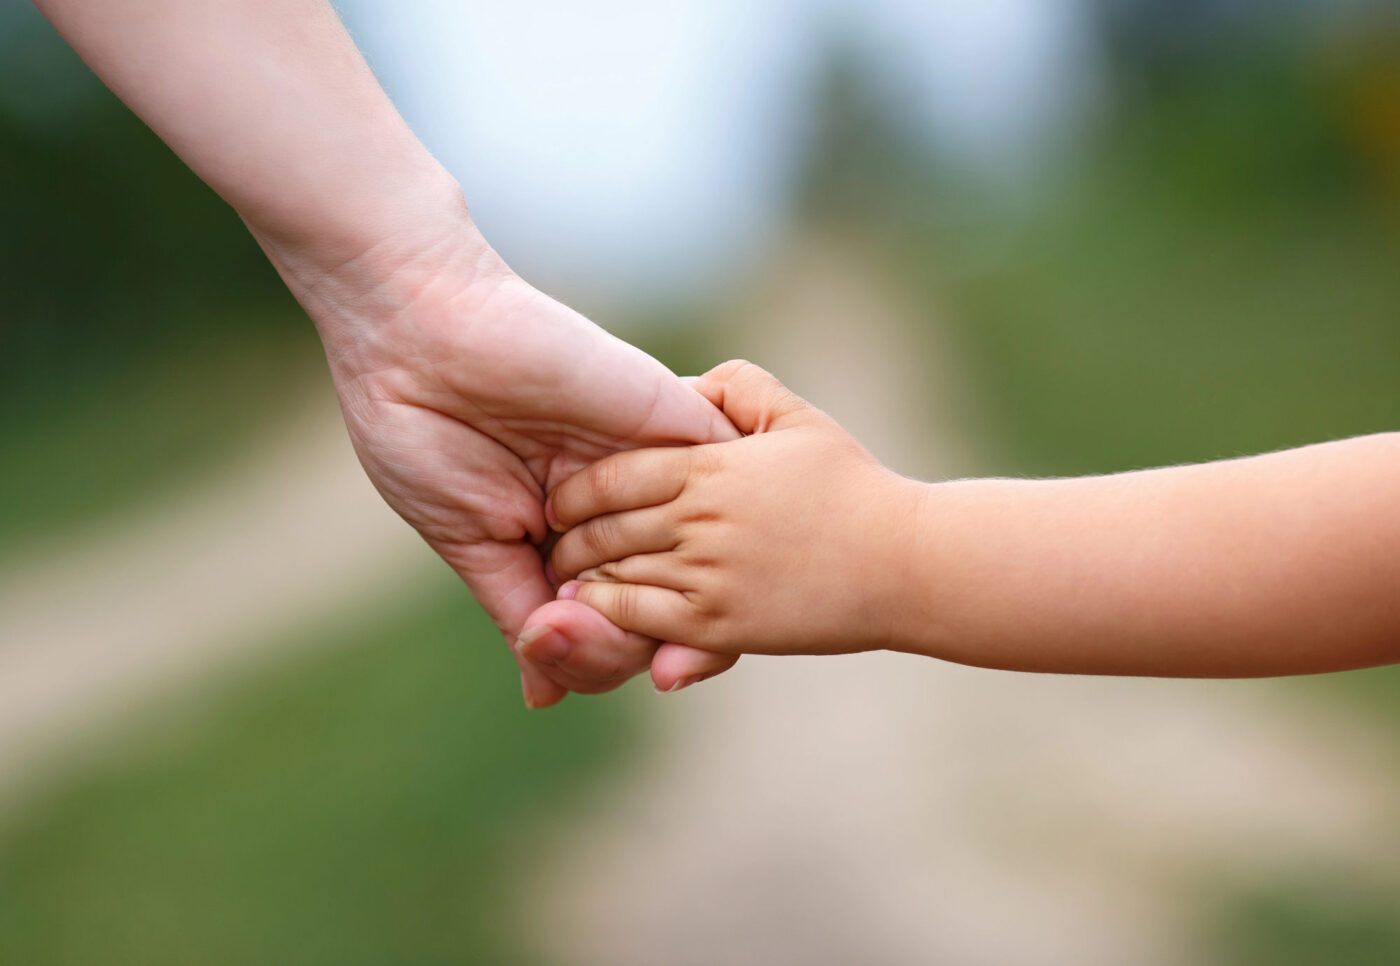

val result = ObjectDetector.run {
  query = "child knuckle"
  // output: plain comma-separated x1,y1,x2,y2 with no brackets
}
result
709,358,750,380
679,506,721,527
612,585,638,626
591,457,624,504
713,614,747,649
669,600,703,642
687,445,722,479
688,614,727,650
583,516,617,558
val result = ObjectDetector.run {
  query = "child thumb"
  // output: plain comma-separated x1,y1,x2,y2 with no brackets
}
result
691,359,814,435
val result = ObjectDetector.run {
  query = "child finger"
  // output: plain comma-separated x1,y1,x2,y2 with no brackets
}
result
562,580,693,643
577,551,688,590
692,359,813,435
551,506,677,581
548,448,689,530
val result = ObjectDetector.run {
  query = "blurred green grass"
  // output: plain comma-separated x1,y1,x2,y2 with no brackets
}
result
1211,879,1400,966
0,571,629,966
0,324,320,556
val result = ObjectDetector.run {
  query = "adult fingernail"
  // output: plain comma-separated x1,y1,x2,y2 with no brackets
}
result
514,624,552,657
659,672,711,694
520,624,551,646
520,671,539,709
557,581,580,601
545,496,562,531
516,624,570,664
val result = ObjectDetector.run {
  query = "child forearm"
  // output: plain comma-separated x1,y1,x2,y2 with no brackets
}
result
903,433,1400,677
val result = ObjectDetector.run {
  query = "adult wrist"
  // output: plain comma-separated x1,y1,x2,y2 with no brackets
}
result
252,164,483,290
251,171,508,362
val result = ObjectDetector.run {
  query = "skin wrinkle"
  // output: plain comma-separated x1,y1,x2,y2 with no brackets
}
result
358,401,542,539
304,230,496,384
477,557,549,628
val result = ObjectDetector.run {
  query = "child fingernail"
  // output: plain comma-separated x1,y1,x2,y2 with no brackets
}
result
557,581,580,601
544,560,559,585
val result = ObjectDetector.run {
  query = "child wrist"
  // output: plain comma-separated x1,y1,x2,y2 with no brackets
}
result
879,478,976,659
865,476,939,654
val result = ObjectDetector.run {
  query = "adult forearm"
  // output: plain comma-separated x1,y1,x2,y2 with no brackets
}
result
905,434,1400,676
34,0,467,273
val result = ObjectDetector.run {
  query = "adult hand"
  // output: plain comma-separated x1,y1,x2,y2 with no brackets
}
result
272,213,742,706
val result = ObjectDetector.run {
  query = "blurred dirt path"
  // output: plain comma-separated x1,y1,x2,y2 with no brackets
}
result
536,238,1400,966
0,391,433,807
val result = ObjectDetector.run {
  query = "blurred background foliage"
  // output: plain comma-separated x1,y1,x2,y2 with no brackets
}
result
1,0,1399,963
0,14,317,551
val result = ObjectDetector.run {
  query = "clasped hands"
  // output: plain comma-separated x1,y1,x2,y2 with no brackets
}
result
293,212,855,708
271,199,1400,703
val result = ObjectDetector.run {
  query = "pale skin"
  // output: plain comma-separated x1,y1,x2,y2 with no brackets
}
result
34,0,740,706
543,361,1400,686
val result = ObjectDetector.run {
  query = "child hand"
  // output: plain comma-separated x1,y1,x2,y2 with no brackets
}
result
546,361,923,658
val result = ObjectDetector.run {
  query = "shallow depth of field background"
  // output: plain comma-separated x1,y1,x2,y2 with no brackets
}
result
2,1,1400,964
